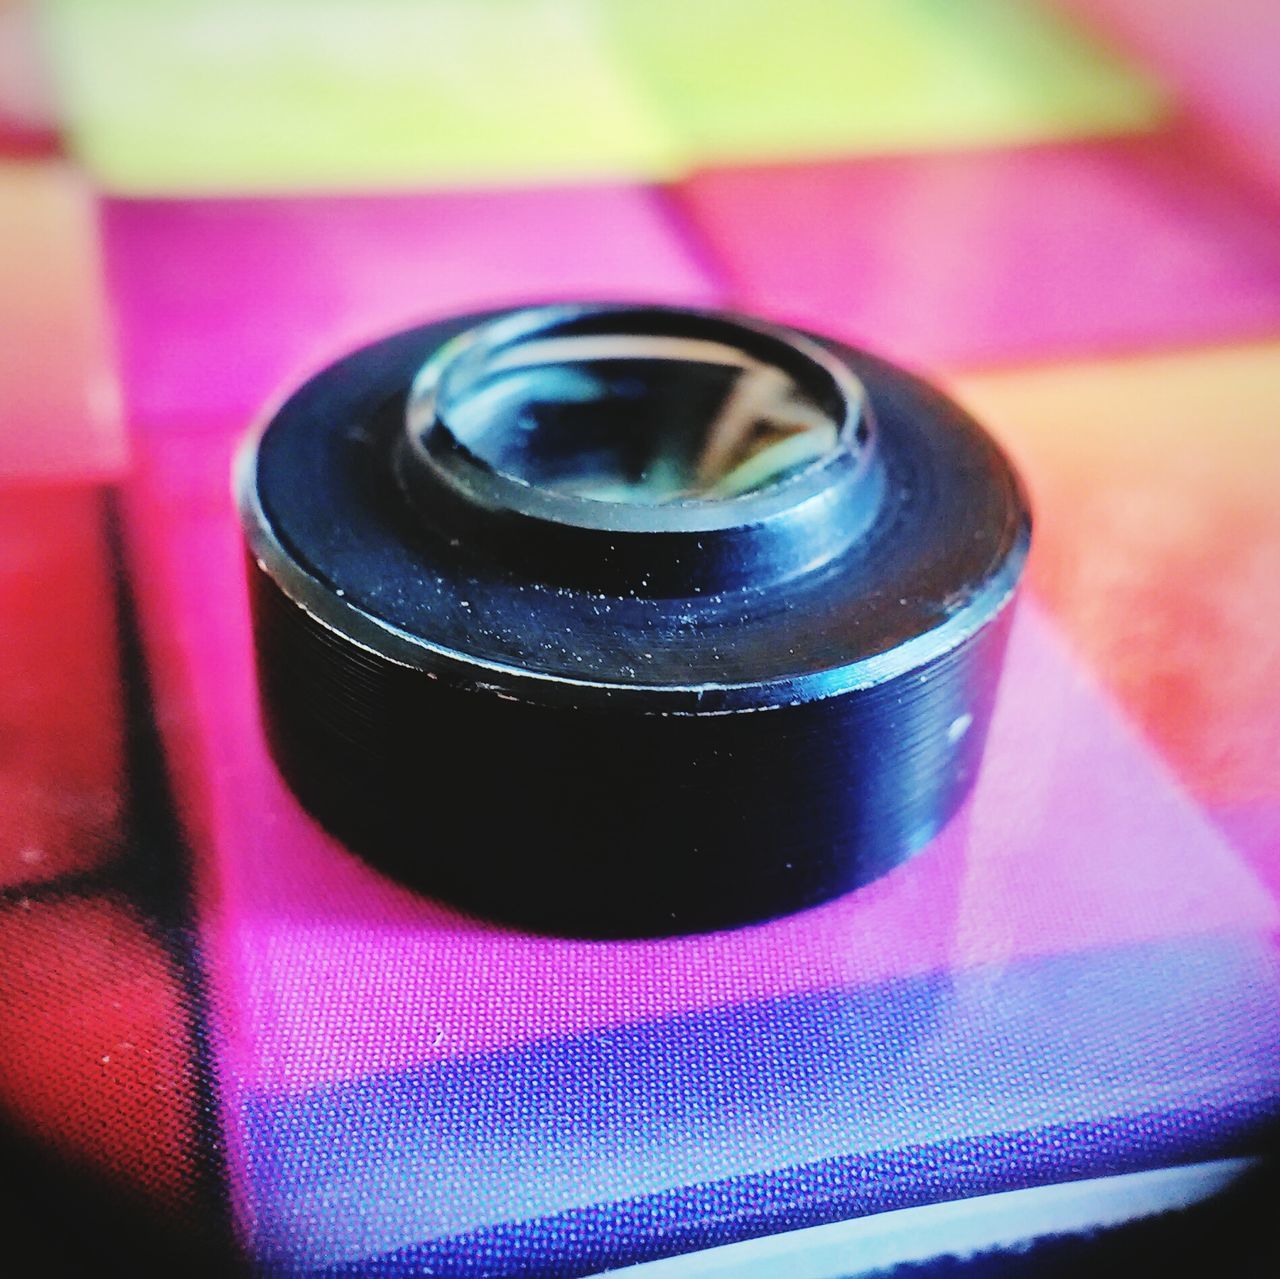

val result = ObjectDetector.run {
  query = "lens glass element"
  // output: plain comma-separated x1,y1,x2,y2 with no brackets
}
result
439,329,840,505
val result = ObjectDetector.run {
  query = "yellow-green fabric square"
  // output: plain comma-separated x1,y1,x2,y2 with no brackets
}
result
603,0,1167,163
42,0,1167,194
42,0,677,193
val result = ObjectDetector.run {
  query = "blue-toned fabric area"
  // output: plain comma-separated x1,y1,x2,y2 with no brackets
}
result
240,931,1280,1274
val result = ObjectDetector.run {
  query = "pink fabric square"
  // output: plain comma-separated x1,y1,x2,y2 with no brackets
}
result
1066,1,1280,198
124,421,1276,1108
100,185,720,432
677,135,1280,370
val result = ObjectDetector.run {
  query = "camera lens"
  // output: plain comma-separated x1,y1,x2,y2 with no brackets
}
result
238,303,1030,936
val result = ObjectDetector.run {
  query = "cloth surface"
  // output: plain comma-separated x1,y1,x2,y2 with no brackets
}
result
3,2,1280,1274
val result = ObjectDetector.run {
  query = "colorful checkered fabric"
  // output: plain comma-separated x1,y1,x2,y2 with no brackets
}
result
2,1,1279,1273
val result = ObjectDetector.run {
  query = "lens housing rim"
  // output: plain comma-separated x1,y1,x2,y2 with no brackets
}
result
237,302,1031,935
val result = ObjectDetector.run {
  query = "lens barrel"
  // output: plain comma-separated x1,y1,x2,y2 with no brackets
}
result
238,303,1030,936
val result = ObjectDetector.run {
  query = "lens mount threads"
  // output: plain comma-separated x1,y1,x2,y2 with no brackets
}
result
237,303,1031,936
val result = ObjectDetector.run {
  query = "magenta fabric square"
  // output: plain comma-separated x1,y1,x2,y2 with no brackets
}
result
677,135,1280,370
99,185,720,433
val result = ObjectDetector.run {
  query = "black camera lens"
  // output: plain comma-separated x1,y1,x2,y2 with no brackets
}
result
238,303,1030,936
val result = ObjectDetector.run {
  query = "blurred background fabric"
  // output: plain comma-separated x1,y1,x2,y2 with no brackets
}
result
1,1,1279,1274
